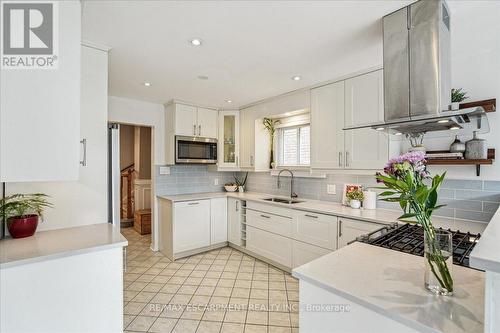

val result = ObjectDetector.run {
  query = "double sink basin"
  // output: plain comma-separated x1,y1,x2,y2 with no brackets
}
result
263,197,304,205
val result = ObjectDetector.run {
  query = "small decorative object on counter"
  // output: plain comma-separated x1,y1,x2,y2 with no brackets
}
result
362,190,377,210
449,135,466,154
0,193,52,239
376,151,453,296
450,88,468,110
342,184,362,206
465,131,488,159
346,189,364,209
224,183,238,192
263,118,280,169
406,133,426,153
234,172,248,193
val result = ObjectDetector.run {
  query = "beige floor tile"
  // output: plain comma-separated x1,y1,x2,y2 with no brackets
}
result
224,309,247,323
185,277,204,285
172,319,200,333
249,299,269,312
253,273,268,281
268,326,291,333
189,270,206,278
169,276,188,284
286,291,299,302
161,283,181,294
195,285,216,296
140,302,164,317
132,291,156,303
217,279,235,287
161,304,185,319
246,310,268,325
251,280,269,289
269,281,286,291
124,290,139,302
205,271,223,279
181,307,205,320
234,279,252,289
151,293,174,305
245,324,268,333
170,293,193,305
221,271,238,279
148,317,178,333
123,314,135,329
196,320,222,333
221,322,245,333
143,283,164,293
124,301,147,315
268,312,291,327
126,315,156,332
177,284,198,295
250,288,268,300
202,308,226,322
127,281,148,291
152,275,172,284
213,286,233,297
209,296,230,306
290,312,298,327
201,278,219,286
232,287,251,298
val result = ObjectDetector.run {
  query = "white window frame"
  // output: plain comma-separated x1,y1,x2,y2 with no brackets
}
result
275,123,310,167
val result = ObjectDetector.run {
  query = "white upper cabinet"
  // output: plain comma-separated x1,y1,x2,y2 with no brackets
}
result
174,104,198,136
344,70,389,169
310,81,345,169
218,110,240,169
0,1,81,182
197,107,218,138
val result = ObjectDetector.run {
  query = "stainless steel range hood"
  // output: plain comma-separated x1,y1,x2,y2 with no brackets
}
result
344,0,489,135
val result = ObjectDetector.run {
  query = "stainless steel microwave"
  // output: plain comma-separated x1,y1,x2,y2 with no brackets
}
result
175,136,218,164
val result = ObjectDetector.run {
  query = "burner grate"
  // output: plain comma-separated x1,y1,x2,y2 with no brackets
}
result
365,223,481,268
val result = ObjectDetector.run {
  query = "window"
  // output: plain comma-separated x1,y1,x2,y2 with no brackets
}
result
276,124,310,166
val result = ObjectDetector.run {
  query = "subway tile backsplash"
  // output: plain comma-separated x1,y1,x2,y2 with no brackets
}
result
155,165,500,224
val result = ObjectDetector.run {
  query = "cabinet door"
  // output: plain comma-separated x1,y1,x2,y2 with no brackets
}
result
227,198,242,246
0,1,81,182
292,240,331,268
210,198,227,244
175,104,197,136
247,226,293,268
310,82,345,169
197,107,218,138
338,218,385,248
173,200,210,253
293,211,337,250
344,70,388,169
219,111,240,168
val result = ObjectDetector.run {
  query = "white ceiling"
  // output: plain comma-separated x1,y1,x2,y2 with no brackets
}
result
82,0,417,108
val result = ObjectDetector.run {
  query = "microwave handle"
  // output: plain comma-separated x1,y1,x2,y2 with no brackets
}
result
193,125,196,136
198,125,201,136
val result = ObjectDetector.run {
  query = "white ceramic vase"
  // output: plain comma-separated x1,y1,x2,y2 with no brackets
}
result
350,199,361,209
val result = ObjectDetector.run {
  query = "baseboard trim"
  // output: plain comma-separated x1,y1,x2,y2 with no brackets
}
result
228,242,291,273
174,242,228,260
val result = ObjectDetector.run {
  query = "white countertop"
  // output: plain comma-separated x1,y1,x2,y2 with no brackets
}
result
470,206,500,273
157,191,487,234
0,223,128,269
292,242,484,333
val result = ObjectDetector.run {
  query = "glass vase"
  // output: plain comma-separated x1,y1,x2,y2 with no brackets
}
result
424,229,454,296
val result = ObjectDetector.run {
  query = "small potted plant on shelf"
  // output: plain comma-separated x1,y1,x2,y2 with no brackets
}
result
234,172,248,193
451,88,468,110
346,189,364,209
0,193,52,238
263,118,280,169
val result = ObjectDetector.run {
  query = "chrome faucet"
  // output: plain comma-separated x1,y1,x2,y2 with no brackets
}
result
277,169,298,198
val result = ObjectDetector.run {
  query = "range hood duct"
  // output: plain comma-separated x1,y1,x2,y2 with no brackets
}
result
344,0,489,134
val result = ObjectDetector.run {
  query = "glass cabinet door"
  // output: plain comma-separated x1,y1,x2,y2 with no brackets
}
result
219,111,239,167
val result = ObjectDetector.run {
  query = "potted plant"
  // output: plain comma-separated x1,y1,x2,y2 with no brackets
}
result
234,172,248,193
376,151,453,296
263,118,280,169
346,189,364,209
0,193,52,238
451,88,468,110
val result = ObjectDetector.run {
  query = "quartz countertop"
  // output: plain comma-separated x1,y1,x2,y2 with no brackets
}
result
157,192,487,234
470,206,500,273
292,242,484,333
0,223,128,269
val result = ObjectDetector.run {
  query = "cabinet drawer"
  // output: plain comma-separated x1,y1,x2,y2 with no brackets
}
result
247,226,292,268
338,217,386,248
293,211,337,250
292,240,331,268
246,209,293,238
247,201,294,218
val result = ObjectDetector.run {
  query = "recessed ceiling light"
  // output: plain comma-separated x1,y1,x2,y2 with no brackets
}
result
197,75,209,80
292,76,301,81
438,119,449,123
143,82,151,87
190,38,202,46
225,100,232,104
375,127,385,131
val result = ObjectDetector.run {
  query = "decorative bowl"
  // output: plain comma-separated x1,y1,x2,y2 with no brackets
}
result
224,185,238,192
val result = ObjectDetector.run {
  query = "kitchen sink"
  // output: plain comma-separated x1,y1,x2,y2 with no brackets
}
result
263,197,304,204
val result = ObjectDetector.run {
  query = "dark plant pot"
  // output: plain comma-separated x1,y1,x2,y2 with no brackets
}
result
7,215,39,238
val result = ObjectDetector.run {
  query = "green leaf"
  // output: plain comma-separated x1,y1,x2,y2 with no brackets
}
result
379,191,396,197
398,213,417,219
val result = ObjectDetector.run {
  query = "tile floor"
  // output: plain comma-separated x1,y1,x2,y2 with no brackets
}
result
122,228,300,333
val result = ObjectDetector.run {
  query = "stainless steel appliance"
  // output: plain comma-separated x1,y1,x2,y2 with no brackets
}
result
175,136,217,164
344,0,489,135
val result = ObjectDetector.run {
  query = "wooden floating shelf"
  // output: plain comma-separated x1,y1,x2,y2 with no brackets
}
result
426,149,495,176
459,98,496,113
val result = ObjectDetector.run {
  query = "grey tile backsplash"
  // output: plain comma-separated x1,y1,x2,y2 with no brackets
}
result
156,165,500,224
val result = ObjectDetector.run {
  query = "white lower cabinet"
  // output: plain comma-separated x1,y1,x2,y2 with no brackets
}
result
173,200,211,253
292,240,332,268
338,217,385,248
293,211,338,250
211,198,228,244
247,226,293,268
246,209,293,237
227,198,242,246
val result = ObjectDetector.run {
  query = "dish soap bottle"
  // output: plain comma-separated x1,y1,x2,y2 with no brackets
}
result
465,131,487,159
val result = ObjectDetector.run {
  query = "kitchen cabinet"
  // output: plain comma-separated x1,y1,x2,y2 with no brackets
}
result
310,81,345,169
239,108,271,171
310,69,389,170
0,1,81,182
173,200,211,253
174,104,198,136
210,198,228,244
293,211,338,250
338,217,385,248
197,107,218,138
247,226,293,268
227,198,242,246
292,240,331,268
218,110,240,169
246,209,293,238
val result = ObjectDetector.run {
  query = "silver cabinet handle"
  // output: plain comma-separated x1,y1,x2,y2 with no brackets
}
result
260,214,271,219
250,155,254,166
305,214,318,219
236,201,239,212
235,156,239,166
345,151,350,168
339,152,343,167
188,202,200,205
198,125,201,136
193,125,196,135
123,247,127,272
80,139,87,166
339,220,343,237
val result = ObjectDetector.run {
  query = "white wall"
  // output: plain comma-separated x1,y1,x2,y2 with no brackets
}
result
108,96,165,165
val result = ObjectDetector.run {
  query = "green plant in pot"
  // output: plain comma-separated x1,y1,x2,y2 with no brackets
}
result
450,88,468,110
0,193,52,238
234,172,248,193
263,118,280,169
346,189,364,209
